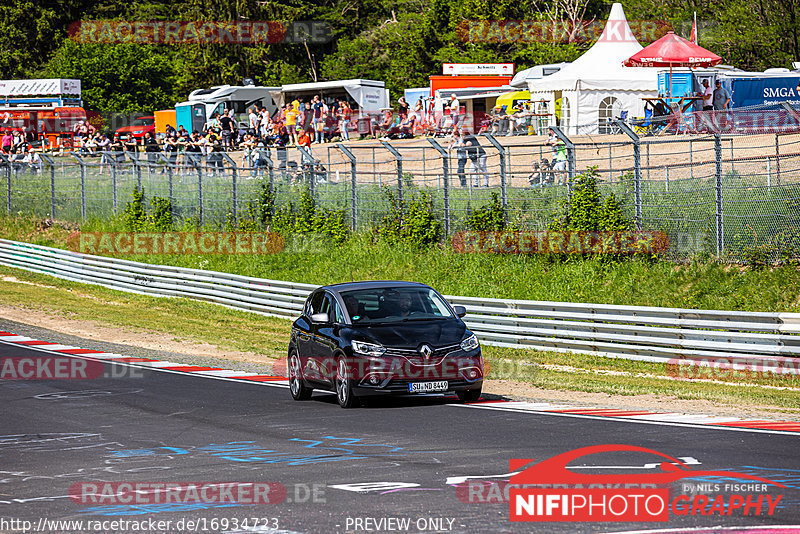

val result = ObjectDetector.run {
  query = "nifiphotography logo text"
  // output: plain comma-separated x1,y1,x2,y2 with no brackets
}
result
508,445,786,522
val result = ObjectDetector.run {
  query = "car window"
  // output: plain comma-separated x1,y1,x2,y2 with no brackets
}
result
308,292,325,316
340,287,454,324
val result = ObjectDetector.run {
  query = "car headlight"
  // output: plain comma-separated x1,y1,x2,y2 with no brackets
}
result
460,334,479,352
352,341,386,357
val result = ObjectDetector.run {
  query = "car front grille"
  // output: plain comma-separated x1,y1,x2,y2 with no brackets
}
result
384,343,461,366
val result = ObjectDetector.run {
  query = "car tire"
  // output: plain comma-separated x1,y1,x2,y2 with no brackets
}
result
336,357,359,408
457,388,482,403
289,351,313,401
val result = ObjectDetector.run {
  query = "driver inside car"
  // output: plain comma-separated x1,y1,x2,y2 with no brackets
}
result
397,294,413,317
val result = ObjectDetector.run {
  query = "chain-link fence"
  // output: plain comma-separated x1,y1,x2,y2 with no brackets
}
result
2,129,800,262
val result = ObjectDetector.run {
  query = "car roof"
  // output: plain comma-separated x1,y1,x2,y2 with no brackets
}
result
320,280,432,294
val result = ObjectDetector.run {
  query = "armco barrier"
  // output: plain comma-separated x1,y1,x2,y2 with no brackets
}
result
1,238,799,369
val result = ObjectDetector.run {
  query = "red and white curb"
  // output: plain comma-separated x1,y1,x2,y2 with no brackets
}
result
0,330,290,387
2,330,799,436
456,400,800,436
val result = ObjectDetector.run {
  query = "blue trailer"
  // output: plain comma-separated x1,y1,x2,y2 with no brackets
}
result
719,74,800,109
658,69,800,110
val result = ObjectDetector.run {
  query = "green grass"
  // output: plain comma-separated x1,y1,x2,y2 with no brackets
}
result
1,262,798,412
0,263,290,358
2,214,800,312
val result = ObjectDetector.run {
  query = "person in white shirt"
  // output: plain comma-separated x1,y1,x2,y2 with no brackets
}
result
449,94,460,130
701,80,714,110
248,107,259,134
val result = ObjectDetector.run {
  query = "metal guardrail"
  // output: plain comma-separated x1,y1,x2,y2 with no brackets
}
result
1,238,799,370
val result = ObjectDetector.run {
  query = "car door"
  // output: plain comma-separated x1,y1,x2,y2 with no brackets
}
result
310,292,343,383
296,291,324,380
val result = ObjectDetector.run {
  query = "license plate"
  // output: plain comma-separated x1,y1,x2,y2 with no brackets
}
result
408,381,448,393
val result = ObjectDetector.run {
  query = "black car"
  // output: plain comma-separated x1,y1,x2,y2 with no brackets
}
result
288,281,484,408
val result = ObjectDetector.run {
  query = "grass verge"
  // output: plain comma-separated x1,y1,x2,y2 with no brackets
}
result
2,215,800,312
1,263,798,413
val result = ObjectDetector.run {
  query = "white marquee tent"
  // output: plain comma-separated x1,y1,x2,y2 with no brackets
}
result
526,3,661,135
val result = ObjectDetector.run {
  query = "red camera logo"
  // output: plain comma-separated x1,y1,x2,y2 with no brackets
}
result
508,445,785,522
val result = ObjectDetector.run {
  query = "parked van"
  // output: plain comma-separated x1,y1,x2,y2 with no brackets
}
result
175,85,279,133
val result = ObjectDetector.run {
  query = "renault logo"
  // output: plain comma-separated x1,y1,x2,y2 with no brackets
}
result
419,344,433,358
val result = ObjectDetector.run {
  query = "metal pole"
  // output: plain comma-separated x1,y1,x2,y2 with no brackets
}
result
665,166,669,192
767,158,771,187
111,161,117,213
550,125,575,199
50,161,56,219
297,146,316,198
381,141,403,220
775,134,781,185
427,138,450,234
730,138,734,172
646,143,650,180
613,120,641,229
70,152,87,219
197,159,203,227
231,160,238,224
483,133,507,208
336,144,358,231
1,154,10,214
372,146,377,185
423,146,427,186
608,144,612,180
689,140,693,179
714,135,723,257
80,161,86,219
262,149,274,191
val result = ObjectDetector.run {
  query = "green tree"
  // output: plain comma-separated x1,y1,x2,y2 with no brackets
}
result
42,41,178,114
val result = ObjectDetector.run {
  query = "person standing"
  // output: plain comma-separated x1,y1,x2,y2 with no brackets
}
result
448,131,468,187
463,133,487,187
311,95,324,143
143,131,161,171
248,107,259,135
449,93,461,130
338,101,351,141
712,80,731,110
413,97,424,134
701,80,714,111
285,104,299,146
219,110,234,149
301,102,313,134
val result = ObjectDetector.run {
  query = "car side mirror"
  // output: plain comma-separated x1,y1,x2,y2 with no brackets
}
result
453,306,467,318
310,312,329,324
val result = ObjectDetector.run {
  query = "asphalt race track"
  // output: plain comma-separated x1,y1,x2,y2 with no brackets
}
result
1,321,799,534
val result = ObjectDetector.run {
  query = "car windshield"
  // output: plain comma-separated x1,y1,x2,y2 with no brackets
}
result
132,118,153,126
340,287,454,324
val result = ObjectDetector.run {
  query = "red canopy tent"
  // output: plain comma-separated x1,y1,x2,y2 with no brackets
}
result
624,31,721,97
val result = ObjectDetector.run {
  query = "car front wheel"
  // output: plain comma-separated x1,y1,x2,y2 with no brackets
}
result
336,358,358,408
289,351,313,400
